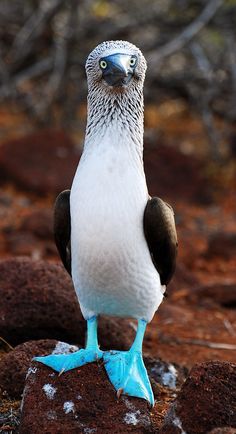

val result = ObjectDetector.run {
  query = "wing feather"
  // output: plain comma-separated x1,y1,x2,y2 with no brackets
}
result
54,190,71,275
143,197,178,285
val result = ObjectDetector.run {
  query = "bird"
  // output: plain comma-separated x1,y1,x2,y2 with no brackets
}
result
34,40,178,406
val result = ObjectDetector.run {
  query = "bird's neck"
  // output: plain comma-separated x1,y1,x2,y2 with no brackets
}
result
83,88,144,163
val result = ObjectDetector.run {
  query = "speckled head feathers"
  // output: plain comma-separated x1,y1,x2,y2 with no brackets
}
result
84,41,147,145
85,40,147,91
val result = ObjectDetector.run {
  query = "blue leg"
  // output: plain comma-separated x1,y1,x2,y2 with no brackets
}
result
34,316,103,373
103,319,154,406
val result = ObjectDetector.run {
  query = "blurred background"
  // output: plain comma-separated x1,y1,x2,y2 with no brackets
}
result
0,1,236,430
0,0,236,157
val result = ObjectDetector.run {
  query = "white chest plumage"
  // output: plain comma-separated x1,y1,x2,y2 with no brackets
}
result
70,132,163,322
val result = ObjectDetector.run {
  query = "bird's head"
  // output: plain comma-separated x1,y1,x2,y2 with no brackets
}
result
85,40,147,94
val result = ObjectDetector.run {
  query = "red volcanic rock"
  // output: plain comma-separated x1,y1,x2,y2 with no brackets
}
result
0,257,85,346
206,231,236,259
145,357,187,391
0,339,78,399
99,316,135,352
0,257,135,350
209,429,236,434
19,208,53,239
167,263,199,295
0,129,80,195
185,283,236,310
160,361,236,434
6,230,57,259
0,337,182,403
20,362,155,434
144,143,212,204
6,231,40,256
5,208,55,259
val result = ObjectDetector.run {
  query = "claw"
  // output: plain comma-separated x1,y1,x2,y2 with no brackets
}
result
117,388,123,399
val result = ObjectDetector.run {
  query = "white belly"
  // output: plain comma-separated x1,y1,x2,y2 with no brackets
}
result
70,145,163,322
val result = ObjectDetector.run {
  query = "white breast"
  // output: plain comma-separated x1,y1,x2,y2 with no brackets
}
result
70,136,163,322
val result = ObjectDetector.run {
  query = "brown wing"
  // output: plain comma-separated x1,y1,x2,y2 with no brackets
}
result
143,197,178,285
54,190,71,275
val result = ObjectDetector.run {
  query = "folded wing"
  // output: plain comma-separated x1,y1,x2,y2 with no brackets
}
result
144,197,178,285
54,190,71,275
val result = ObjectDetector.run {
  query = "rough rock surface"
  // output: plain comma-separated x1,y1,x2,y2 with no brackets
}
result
0,337,184,403
0,257,85,346
144,144,212,204
206,231,236,259
20,361,156,434
167,263,199,295
6,231,41,257
145,357,187,392
160,361,236,434
185,283,236,309
0,129,80,195
99,316,135,351
19,208,54,239
208,428,236,434
0,257,135,349
6,229,57,258
0,339,78,399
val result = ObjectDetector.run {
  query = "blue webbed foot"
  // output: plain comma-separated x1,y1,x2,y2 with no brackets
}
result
34,316,103,373
34,348,103,373
103,349,154,406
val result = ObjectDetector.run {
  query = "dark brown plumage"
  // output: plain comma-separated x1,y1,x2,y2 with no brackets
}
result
54,189,71,275
143,197,178,286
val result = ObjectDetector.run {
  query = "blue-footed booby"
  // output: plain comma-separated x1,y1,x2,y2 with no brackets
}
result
34,40,178,406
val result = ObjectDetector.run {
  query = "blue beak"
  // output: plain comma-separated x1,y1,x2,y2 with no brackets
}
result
100,54,135,87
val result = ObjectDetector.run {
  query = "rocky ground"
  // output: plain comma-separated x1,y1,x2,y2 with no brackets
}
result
0,111,235,433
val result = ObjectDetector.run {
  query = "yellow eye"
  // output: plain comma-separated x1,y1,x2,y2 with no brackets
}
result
100,60,107,69
130,57,136,67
